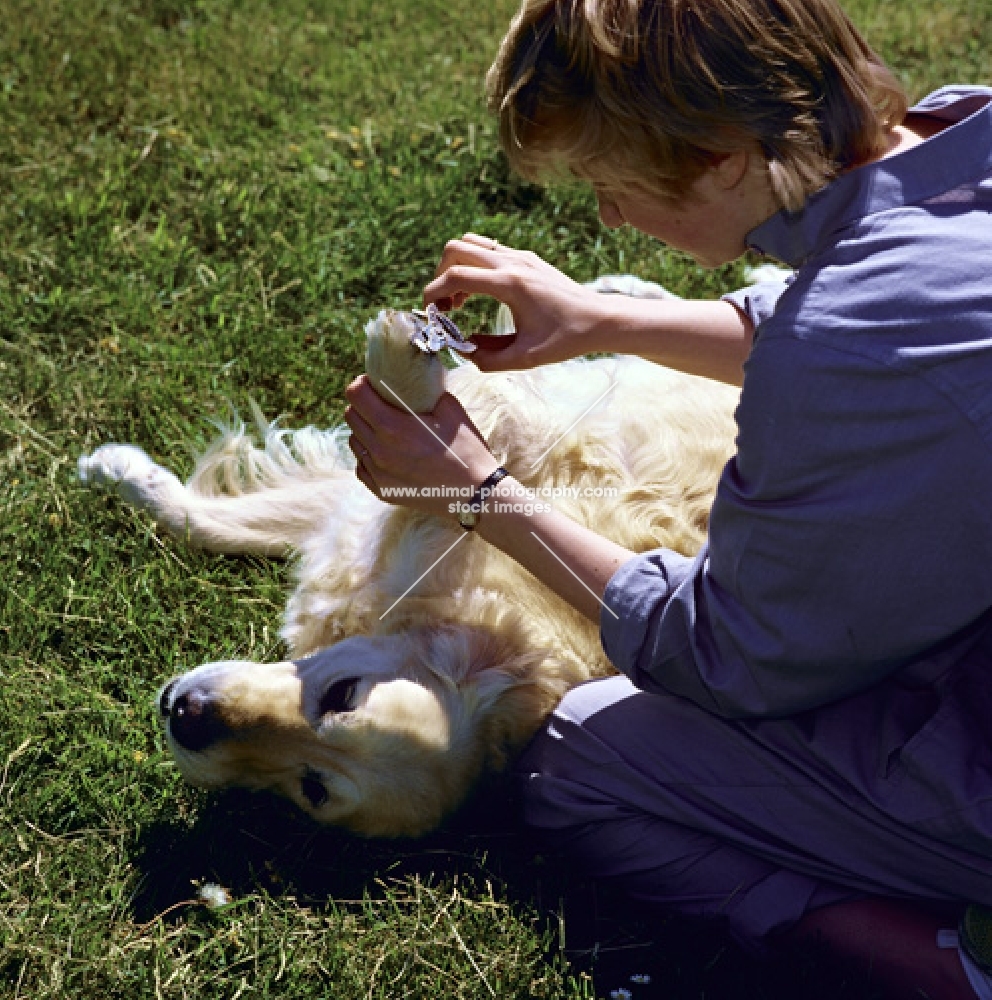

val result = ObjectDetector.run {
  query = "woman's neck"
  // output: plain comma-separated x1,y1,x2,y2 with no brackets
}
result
879,113,950,161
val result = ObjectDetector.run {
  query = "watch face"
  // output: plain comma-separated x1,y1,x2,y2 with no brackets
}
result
458,507,479,529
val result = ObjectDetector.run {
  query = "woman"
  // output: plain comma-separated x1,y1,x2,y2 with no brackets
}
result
344,1,992,995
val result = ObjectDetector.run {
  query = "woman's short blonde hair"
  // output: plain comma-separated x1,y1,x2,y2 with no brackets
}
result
487,0,908,212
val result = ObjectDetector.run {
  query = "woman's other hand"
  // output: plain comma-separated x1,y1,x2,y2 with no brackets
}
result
344,375,498,517
423,233,609,371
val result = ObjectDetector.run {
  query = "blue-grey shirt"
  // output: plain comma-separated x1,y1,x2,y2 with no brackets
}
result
602,87,992,719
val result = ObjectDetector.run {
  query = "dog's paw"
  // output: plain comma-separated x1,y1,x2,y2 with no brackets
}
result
79,443,158,487
586,274,682,300
78,444,184,514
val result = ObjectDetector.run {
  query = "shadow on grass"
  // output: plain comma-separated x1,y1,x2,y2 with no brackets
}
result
130,776,884,1000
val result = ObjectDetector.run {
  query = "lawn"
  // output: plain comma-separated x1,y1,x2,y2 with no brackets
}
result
1,0,990,997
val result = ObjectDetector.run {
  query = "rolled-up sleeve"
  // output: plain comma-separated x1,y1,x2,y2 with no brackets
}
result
600,548,698,671
722,277,793,332
601,333,992,719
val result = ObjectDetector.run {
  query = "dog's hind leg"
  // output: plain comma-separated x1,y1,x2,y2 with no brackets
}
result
79,421,362,557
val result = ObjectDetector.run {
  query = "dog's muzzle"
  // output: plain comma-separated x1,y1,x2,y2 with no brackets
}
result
159,678,226,752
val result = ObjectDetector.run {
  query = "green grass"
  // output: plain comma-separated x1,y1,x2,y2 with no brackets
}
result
1,1,989,996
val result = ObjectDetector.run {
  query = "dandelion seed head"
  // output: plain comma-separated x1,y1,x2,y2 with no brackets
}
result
198,882,232,909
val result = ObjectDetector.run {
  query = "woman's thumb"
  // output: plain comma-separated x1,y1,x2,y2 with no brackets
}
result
467,333,519,371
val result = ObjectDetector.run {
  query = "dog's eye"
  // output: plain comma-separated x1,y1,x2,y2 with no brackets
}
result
319,677,359,716
300,771,329,808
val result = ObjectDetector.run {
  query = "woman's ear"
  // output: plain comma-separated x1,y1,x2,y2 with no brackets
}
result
709,149,752,191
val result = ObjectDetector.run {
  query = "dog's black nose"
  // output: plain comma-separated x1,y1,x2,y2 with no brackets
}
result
167,688,225,752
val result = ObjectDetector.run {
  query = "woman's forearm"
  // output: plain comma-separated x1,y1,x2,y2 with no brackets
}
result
475,477,635,622
583,295,754,386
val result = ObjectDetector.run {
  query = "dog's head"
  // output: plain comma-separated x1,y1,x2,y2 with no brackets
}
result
158,626,566,837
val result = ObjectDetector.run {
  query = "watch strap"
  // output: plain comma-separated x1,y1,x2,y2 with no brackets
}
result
460,466,510,530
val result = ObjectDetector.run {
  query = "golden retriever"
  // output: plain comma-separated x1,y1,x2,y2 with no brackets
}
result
79,291,740,837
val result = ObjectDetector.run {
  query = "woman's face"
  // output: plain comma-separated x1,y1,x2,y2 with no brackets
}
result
594,151,779,268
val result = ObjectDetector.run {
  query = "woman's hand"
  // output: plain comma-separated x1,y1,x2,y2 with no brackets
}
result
344,375,499,517
423,233,609,371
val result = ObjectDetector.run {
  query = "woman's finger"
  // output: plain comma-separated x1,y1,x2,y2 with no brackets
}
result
344,375,403,430
343,398,370,437
423,236,522,311
429,235,515,288
354,459,380,497
343,400,386,470
349,433,374,467
460,232,505,252
435,237,505,274
423,263,515,310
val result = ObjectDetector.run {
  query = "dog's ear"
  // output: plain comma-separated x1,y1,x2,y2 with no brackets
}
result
475,671,569,772
414,618,580,773
462,645,574,772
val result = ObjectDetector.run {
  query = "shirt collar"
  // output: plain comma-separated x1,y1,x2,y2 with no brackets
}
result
746,87,992,267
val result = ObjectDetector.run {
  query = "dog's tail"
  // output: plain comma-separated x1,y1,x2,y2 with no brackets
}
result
188,403,354,498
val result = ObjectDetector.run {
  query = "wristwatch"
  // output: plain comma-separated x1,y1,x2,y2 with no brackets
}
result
457,467,510,530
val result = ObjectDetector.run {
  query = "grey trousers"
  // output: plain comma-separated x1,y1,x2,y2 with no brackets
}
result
516,666,992,949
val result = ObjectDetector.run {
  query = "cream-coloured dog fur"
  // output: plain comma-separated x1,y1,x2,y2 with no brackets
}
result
79,294,741,837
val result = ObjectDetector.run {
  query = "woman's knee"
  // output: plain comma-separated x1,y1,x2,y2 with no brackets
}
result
552,673,642,727
515,676,637,831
